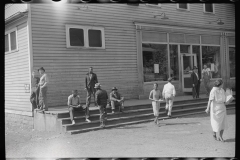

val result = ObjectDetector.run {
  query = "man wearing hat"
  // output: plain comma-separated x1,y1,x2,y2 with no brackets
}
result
38,67,49,111
30,71,40,111
85,67,98,119
109,87,125,114
162,77,176,118
191,66,201,99
95,83,108,128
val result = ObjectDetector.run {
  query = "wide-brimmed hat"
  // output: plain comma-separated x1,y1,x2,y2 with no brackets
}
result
168,77,173,82
112,87,118,91
94,83,101,89
38,67,45,72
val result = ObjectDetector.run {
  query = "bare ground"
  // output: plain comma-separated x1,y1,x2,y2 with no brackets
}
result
5,109,235,158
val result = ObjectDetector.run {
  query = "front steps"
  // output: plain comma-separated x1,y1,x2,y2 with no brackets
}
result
33,97,235,134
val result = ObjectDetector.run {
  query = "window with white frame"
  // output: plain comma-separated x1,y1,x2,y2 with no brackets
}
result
66,25,105,49
203,3,214,13
5,29,18,53
177,3,189,10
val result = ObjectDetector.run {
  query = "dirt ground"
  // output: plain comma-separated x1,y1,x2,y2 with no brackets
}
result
5,109,235,158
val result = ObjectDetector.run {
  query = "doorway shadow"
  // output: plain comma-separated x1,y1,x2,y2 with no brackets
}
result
225,138,235,142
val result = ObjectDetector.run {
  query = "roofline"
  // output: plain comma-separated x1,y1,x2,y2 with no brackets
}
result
5,10,28,26
133,20,235,33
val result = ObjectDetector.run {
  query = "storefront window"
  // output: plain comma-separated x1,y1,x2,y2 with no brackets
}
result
142,43,168,82
229,47,235,78
170,45,179,80
202,46,221,79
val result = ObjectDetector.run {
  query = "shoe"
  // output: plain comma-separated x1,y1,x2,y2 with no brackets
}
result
86,119,91,123
120,110,124,113
168,115,172,118
72,120,75,125
112,111,115,114
213,134,217,141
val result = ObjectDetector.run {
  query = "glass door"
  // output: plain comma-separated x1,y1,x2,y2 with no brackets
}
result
181,54,197,92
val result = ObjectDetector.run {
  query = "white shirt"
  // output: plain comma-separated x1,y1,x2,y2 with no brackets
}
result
202,68,211,76
162,82,176,97
68,94,81,106
39,73,49,87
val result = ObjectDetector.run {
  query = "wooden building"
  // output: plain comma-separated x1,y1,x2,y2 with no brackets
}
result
5,3,235,126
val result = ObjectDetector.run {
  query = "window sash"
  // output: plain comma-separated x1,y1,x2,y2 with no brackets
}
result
66,25,105,49
5,29,18,53
204,4,214,13
5,35,9,52
178,3,188,10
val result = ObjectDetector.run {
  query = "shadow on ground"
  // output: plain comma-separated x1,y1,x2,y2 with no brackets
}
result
225,138,235,143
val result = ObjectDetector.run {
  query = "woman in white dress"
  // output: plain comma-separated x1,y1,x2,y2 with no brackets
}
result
205,79,228,142
149,83,162,125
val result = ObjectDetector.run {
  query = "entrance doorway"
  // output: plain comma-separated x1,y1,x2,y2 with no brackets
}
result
181,54,197,92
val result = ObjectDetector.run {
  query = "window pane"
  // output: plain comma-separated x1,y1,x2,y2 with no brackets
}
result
201,35,220,45
69,28,84,46
169,33,184,43
229,37,235,45
185,35,200,44
205,4,213,12
170,45,179,80
5,35,9,52
229,47,235,78
180,45,190,53
202,46,221,78
179,3,188,9
142,44,168,82
142,32,167,42
88,29,102,47
10,31,16,50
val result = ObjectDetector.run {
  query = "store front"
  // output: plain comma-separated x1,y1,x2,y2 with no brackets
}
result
134,21,235,97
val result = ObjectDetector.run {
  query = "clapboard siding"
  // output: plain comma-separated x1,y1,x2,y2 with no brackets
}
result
30,4,234,106
5,4,27,20
5,21,31,112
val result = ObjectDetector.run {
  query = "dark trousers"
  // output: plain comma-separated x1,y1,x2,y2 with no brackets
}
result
39,86,48,111
69,107,83,121
99,105,107,125
192,81,200,98
203,79,211,95
111,101,124,112
86,87,96,118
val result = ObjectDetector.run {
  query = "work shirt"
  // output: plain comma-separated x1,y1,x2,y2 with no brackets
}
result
95,89,108,106
110,91,122,101
68,94,81,106
149,89,161,100
202,68,211,76
162,82,176,98
39,73,49,87
195,72,199,80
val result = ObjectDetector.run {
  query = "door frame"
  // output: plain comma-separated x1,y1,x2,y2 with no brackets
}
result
180,53,197,92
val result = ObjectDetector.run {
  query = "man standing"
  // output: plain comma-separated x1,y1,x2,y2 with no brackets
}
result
162,77,176,118
109,87,125,114
68,90,89,124
85,67,98,120
30,71,40,111
95,83,108,128
191,66,201,99
201,64,211,96
38,67,49,111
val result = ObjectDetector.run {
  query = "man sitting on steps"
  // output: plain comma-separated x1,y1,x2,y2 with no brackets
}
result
68,90,91,125
109,87,125,114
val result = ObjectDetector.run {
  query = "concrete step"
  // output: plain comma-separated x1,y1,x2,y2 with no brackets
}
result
63,102,235,132
69,104,235,134
57,98,209,119
59,101,209,125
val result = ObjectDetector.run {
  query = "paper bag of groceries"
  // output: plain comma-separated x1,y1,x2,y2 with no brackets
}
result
225,88,235,104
